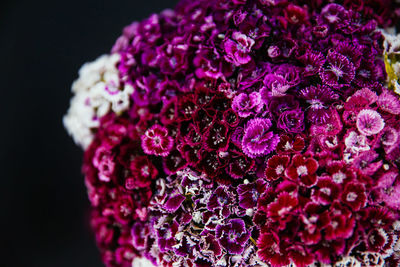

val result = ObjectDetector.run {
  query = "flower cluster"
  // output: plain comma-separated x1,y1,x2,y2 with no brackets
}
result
64,0,400,266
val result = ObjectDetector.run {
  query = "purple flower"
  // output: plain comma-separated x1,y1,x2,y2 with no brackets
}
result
241,118,279,158
356,109,385,136
320,3,348,26
232,92,263,118
300,85,339,124
155,219,179,253
163,193,186,213
319,50,355,87
298,51,325,77
207,186,235,218
262,74,291,97
237,179,267,209
277,108,305,133
131,221,150,250
224,32,255,66
215,218,250,254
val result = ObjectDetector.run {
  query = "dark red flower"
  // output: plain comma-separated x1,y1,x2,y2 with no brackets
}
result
341,182,366,211
265,155,290,181
285,155,318,187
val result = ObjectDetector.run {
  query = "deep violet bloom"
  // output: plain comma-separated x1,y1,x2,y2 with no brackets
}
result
300,85,339,124
277,108,305,133
232,92,263,118
141,124,174,156
241,118,279,158
237,179,267,209
319,50,355,87
356,109,385,136
298,50,325,77
224,31,255,66
215,218,250,254
207,186,235,218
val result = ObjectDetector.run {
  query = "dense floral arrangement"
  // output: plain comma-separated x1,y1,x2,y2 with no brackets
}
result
64,0,400,266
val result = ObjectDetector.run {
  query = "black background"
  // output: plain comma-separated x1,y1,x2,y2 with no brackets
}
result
0,0,178,266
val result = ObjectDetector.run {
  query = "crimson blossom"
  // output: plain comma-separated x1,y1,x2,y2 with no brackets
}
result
64,0,400,266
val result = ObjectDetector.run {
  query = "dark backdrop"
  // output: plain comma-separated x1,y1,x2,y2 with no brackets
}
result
0,0,178,266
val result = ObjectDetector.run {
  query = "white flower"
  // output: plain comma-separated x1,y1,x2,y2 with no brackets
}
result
63,53,134,148
132,257,156,267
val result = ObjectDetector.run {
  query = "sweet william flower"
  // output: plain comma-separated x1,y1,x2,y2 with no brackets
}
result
141,124,174,156
215,218,250,254
356,109,385,136
241,118,279,158
319,50,355,87
224,31,255,66
341,182,367,211
264,155,290,181
285,154,319,187
232,92,263,118
277,108,305,133
127,156,158,189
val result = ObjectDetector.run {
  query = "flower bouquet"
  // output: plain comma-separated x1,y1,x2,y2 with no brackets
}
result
64,0,400,266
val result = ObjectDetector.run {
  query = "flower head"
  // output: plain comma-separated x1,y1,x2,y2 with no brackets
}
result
241,118,279,158
356,109,385,136
141,124,174,156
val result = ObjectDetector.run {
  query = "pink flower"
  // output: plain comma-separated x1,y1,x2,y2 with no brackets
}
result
356,109,385,136
141,124,174,156
351,151,382,176
93,146,115,182
377,89,400,115
232,92,263,118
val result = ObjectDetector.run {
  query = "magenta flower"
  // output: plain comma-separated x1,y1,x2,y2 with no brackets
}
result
356,109,385,136
341,182,366,211
127,156,158,189
377,89,400,115
298,50,325,77
93,146,115,182
231,92,263,118
241,118,279,158
224,31,255,66
257,231,290,267
319,50,355,87
141,124,174,156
